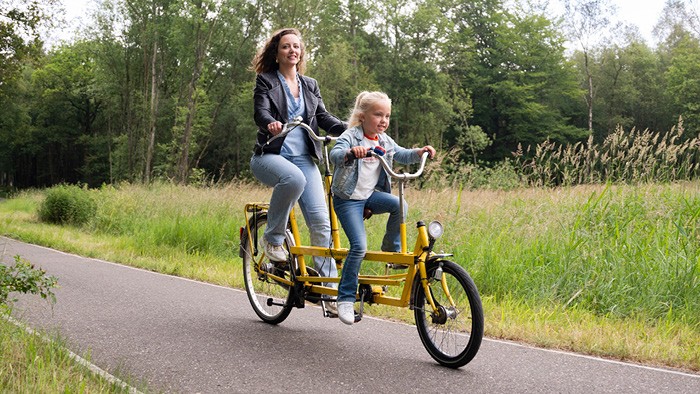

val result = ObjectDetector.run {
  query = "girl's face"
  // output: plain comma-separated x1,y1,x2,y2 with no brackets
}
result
276,34,302,69
360,100,391,136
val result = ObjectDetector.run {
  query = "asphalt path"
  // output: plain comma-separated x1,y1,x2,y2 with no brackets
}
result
2,236,699,393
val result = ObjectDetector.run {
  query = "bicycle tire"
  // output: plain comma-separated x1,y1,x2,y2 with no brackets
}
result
241,212,295,324
412,259,484,368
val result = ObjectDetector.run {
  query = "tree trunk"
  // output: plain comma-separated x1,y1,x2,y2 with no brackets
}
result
584,52,594,133
144,23,159,184
177,7,216,184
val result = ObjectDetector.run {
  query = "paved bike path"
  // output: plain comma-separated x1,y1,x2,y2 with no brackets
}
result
2,236,698,393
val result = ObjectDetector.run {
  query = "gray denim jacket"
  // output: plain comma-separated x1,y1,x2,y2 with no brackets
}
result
330,125,421,200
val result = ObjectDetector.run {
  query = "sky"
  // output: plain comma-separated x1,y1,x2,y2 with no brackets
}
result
52,0,673,46
563,0,668,43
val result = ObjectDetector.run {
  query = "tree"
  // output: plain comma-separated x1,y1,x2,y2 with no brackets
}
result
0,0,57,82
591,32,673,134
26,42,102,186
665,31,700,133
444,0,585,160
563,0,617,135
653,0,700,42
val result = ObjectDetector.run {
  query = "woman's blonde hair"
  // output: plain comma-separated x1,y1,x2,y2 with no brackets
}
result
347,91,391,128
251,28,306,75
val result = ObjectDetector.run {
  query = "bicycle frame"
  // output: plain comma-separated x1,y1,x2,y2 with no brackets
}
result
243,119,447,313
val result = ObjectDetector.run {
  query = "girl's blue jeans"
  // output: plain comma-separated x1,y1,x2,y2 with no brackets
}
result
332,192,406,303
250,153,337,282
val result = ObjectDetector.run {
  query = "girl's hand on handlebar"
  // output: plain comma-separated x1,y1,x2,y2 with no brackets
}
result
348,146,370,159
418,145,436,159
267,121,283,135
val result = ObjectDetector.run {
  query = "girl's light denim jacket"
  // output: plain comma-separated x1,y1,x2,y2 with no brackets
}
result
330,125,421,200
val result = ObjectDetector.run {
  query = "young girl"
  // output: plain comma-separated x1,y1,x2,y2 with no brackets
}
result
329,91,435,325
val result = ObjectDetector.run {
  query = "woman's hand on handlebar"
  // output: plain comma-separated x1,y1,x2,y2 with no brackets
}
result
267,121,283,135
417,145,436,159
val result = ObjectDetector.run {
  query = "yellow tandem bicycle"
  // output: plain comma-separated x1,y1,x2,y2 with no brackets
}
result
239,118,483,368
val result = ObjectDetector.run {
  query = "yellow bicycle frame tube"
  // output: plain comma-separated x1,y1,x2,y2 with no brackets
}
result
414,223,440,312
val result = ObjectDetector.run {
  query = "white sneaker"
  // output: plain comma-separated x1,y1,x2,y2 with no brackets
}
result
323,301,338,316
262,237,288,262
337,301,355,325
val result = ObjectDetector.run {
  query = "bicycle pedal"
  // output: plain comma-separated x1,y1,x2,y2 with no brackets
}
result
322,300,338,318
353,312,362,323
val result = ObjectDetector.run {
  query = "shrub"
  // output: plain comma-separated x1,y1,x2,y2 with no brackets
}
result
0,256,58,309
38,184,96,226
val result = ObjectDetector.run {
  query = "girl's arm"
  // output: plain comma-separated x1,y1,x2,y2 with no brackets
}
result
416,146,436,159
329,133,355,166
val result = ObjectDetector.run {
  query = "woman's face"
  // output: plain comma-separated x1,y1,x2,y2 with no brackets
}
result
360,100,391,135
276,33,302,69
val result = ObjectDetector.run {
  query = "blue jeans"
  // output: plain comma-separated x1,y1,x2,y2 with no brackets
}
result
333,192,406,303
250,153,337,282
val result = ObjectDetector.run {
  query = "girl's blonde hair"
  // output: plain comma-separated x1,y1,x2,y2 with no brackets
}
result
347,91,391,128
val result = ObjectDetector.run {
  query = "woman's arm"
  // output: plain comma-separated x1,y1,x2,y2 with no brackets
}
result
306,78,347,135
253,74,279,131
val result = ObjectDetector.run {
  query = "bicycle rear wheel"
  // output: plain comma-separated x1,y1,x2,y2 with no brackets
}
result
241,212,295,324
413,259,483,368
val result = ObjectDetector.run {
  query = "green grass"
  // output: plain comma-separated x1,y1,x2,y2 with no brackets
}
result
0,315,141,392
1,181,699,373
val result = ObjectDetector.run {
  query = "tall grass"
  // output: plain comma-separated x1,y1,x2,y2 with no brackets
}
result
433,183,700,325
0,316,138,392
516,120,700,187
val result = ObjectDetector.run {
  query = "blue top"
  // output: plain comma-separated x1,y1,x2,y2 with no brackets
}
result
277,71,308,157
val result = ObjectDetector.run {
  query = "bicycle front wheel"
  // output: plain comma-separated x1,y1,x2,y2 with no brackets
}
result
413,259,483,368
241,212,295,324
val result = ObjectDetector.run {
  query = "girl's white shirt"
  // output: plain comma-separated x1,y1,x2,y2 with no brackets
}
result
349,136,382,200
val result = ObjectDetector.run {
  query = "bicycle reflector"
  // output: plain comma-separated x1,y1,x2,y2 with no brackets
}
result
427,221,444,239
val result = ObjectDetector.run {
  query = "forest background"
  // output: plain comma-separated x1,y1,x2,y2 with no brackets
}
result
2,0,700,189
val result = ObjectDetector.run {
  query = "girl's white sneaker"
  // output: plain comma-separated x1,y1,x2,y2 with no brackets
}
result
337,302,355,325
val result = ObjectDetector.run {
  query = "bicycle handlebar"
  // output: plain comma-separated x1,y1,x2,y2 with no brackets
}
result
266,116,338,146
268,117,429,180
369,150,430,180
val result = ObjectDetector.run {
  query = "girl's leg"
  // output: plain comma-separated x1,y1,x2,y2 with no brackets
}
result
332,196,367,303
250,154,305,246
365,191,406,252
286,155,337,281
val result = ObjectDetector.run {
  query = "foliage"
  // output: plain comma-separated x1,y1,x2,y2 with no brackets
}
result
0,255,57,308
1,0,700,189
38,184,96,226
0,0,56,81
665,30,700,134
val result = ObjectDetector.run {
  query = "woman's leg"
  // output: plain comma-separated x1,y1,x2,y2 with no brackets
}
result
332,196,367,303
365,191,406,252
250,154,305,246
286,155,337,281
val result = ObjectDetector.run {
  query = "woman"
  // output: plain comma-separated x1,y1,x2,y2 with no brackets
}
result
250,28,346,311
